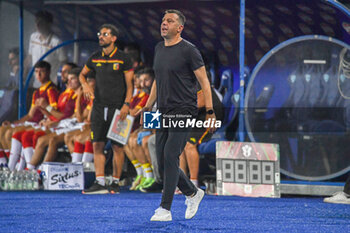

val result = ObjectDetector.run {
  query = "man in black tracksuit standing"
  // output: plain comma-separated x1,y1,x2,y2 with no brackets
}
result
142,9,217,221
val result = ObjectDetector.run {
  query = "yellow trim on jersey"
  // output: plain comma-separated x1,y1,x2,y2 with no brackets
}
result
92,59,124,64
124,68,134,73
101,47,118,57
39,81,52,92
109,47,118,57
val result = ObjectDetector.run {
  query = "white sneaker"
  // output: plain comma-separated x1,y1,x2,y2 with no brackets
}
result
150,207,172,221
324,191,350,204
185,188,205,219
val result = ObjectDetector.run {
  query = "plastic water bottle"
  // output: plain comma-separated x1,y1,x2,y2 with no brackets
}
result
31,170,39,190
24,170,31,190
2,167,10,191
8,171,16,190
0,166,3,190
17,170,23,190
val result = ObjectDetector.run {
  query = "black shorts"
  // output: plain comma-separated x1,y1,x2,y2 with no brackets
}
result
187,127,213,145
90,103,123,146
187,112,213,145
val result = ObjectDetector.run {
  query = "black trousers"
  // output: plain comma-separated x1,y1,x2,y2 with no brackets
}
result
344,175,350,195
156,128,197,210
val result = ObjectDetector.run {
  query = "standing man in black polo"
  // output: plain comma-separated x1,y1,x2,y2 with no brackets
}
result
79,24,134,194
142,9,217,221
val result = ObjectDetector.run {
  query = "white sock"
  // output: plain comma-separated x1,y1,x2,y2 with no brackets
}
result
0,157,7,166
82,152,94,162
131,160,143,176
71,152,83,163
23,147,34,163
191,179,199,187
8,138,22,171
112,177,119,184
16,149,26,171
96,176,105,186
27,163,36,170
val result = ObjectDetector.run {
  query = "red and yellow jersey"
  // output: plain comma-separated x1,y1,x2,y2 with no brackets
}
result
74,94,90,113
86,99,93,111
50,88,76,121
31,81,59,123
130,90,149,110
130,90,149,132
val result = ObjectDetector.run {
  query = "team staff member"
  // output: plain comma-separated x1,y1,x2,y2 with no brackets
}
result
80,24,134,194
142,10,216,221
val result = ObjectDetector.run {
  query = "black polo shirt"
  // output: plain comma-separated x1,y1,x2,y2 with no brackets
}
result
153,39,204,115
85,47,133,107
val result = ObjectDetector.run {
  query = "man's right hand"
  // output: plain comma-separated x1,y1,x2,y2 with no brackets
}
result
138,106,152,124
82,83,94,101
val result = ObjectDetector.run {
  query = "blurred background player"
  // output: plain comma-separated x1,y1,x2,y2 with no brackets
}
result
57,62,78,92
26,10,67,88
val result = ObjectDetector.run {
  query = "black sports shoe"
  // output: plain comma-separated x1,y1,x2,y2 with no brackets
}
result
140,181,163,193
109,182,120,194
82,181,109,194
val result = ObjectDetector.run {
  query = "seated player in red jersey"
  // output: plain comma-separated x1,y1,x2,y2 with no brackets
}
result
3,61,59,170
123,68,157,191
26,68,91,169
64,71,96,163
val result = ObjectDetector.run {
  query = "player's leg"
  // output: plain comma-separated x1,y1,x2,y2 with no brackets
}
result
83,104,109,194
43,133,66,162
109,143,124,194
183,143,200,187
27,132,52,169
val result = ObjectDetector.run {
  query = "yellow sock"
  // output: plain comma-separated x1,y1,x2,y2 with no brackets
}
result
142,163,154,179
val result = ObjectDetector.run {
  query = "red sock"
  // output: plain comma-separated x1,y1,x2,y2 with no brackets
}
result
22,130,35,148
4,150,10,158
74,142,85,153
33,131,46,148
0,150,5,159
84,140,93,153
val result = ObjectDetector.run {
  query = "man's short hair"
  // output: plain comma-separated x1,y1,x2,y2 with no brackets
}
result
35,10,53,24
34,60,51,72
140,67,155,80
165,9,186,26
68,67,82,77
9,47,19,56
134,65,146,77
64,62,78,69
99,24,120,37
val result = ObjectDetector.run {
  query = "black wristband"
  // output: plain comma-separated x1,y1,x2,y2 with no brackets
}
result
124,102,130,107
206,109,214,115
